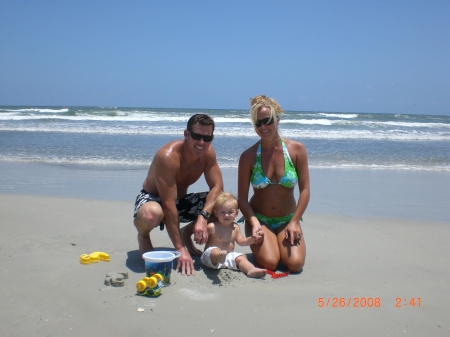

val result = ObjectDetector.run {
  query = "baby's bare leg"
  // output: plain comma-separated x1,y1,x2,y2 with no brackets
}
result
235,255,267,278
210,248,227,265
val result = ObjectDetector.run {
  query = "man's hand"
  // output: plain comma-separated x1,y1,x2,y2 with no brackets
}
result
193,217,208,245
175,247,195,276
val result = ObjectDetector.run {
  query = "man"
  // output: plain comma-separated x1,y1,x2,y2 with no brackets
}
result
133,114,223,276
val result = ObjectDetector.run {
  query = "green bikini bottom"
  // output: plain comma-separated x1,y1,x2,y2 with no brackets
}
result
254,212,295,230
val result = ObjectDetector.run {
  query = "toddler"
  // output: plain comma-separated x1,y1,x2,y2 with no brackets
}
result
200,192,266,278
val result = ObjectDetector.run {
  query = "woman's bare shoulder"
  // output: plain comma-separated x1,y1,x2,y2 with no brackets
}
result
239,141,259,160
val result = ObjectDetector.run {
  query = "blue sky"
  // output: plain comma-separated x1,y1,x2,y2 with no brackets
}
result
1,1,449,115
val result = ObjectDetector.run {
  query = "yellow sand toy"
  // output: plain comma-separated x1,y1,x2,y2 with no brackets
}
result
136,273,163,297
79,251,110,264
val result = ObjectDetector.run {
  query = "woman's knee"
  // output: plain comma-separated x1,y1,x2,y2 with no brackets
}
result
255,255,279,271
280,237,306,272
284,257,305,273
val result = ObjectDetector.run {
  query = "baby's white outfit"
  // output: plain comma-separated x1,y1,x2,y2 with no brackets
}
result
201,247,243,270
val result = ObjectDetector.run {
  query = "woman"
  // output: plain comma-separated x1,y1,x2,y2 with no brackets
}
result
238,95,310,272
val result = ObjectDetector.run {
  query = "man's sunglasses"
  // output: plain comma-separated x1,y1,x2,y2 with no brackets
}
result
255,117,275,127
188,130,214,142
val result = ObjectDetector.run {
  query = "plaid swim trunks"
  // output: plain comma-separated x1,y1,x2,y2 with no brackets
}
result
133,189,209,230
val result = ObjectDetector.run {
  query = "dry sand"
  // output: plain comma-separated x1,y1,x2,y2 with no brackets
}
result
1,193,449,337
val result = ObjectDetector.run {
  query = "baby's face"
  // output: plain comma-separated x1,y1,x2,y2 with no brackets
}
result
214,201,237,226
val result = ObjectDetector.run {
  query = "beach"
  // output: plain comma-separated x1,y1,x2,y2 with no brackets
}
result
1,106,449,336
1,165,449,336
2,0,450,332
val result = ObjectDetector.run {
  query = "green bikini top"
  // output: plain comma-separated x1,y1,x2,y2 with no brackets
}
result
251,138,298,189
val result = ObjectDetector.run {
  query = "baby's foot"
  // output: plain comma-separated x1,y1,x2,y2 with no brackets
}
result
246,268,267,278
218,250,227,264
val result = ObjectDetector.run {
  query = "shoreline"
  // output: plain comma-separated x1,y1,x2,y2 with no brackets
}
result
0,161,449,223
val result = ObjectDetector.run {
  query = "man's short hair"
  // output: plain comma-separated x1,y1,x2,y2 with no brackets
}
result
187,114,215,133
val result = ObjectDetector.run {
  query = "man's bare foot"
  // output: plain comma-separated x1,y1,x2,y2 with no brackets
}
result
138,234,154,256
182,227,203,256
186,242,203,256
246,268,267,278
217,250,227,264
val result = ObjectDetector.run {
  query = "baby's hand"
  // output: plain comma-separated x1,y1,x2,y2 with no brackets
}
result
254,230,264,244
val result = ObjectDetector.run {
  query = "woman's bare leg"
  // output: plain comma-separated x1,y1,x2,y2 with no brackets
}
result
277,227,306,273
245,221,280,270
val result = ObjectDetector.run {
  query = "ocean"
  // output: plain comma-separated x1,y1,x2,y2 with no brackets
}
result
1,106,449,222
1,106,449,171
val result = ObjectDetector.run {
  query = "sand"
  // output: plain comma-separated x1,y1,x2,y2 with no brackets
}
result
1,185,449,336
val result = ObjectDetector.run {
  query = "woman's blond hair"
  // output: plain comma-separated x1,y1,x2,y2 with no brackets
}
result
250,95,283,128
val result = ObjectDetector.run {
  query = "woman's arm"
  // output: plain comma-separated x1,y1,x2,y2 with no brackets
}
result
237,147,264,244
285,139,310,245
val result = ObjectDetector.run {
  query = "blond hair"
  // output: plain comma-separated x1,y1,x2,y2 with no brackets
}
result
214,192,238,210
250,95,284,128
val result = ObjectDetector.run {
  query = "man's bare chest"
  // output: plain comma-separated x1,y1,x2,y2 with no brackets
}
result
176,162,205,185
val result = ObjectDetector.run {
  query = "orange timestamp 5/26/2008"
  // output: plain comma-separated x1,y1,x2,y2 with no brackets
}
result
318,297,380,308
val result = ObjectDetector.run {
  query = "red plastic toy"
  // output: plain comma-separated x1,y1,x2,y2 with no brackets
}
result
267,270,290,279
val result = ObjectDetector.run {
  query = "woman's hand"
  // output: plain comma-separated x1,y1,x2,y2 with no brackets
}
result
285,220,302,246
251,221,264,245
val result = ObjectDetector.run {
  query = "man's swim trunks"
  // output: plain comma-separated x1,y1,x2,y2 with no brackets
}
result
133,189,209,230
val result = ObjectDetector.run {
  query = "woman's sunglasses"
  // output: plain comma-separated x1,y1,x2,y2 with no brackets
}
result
255,117,275,127
188,130,214,142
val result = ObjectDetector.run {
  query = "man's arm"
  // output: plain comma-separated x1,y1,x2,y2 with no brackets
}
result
193,147,224,245
203,146,224,213
154,152,195,276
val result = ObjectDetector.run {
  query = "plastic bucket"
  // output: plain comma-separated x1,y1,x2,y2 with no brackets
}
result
142,251,181,286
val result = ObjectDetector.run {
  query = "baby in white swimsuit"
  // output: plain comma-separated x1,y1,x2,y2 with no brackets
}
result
200,192,267,278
